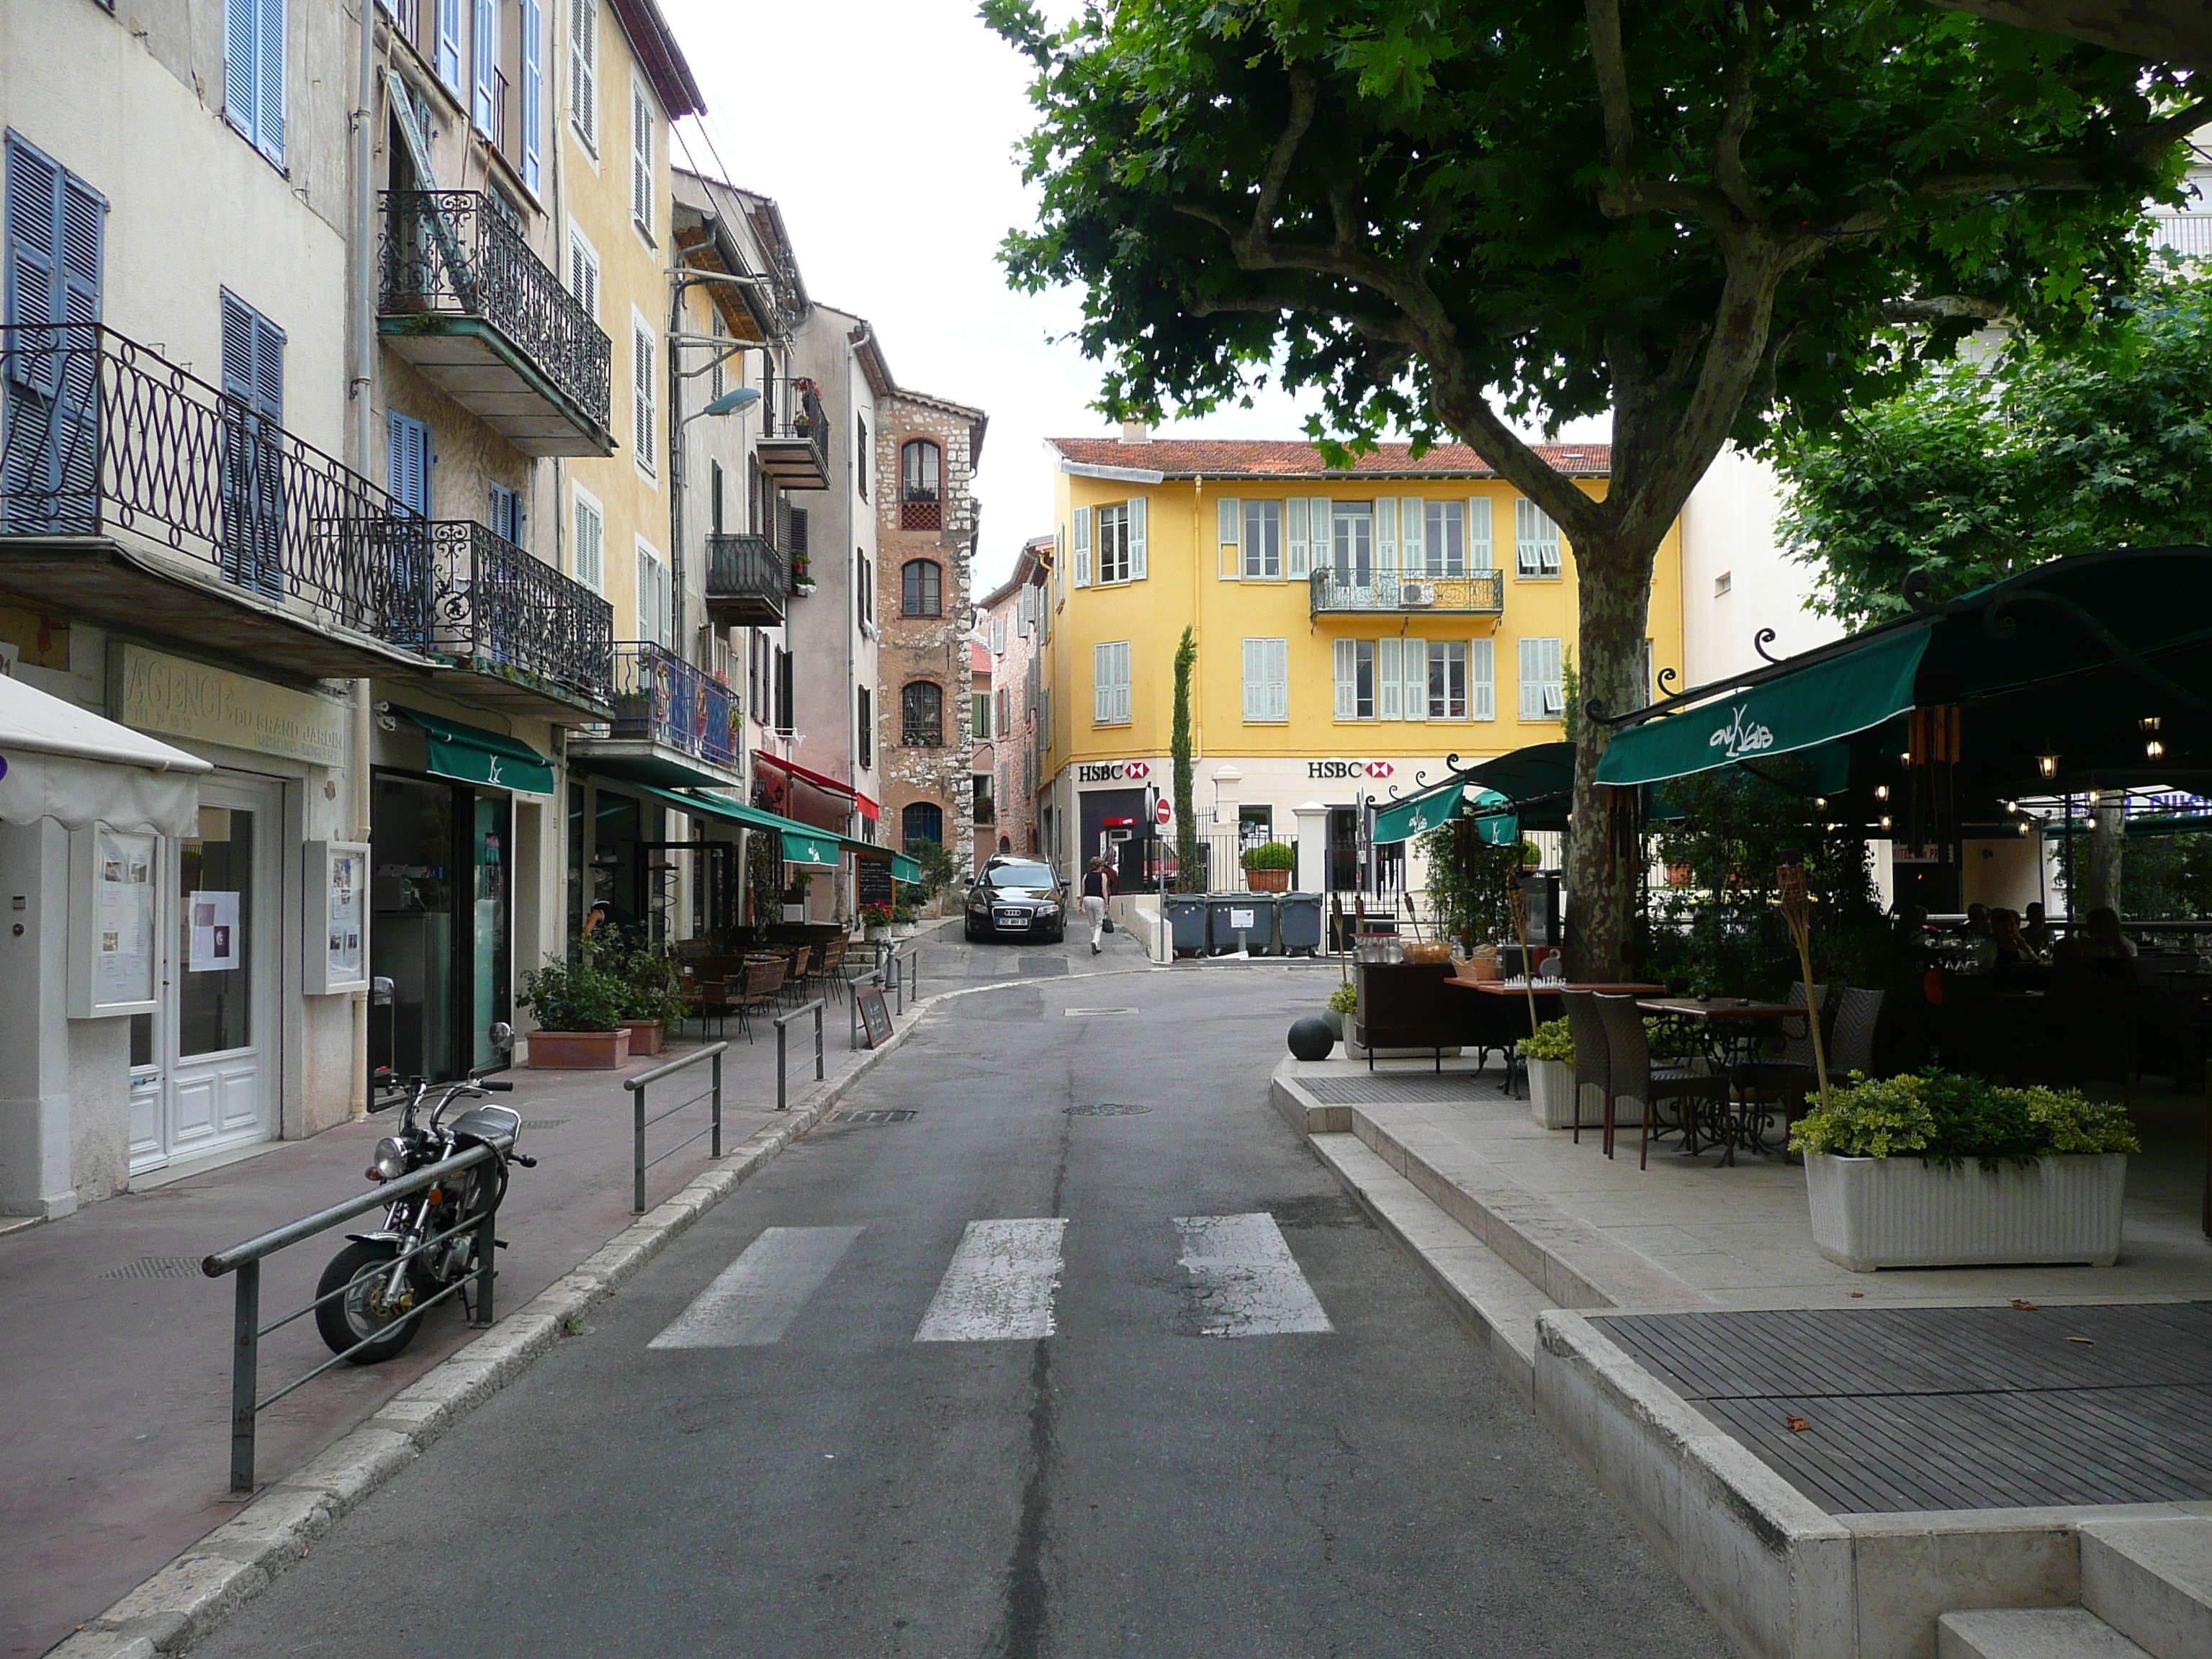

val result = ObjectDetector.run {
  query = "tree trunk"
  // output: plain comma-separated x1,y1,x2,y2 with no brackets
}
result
2084,801,2125,914
1564,534,1660,981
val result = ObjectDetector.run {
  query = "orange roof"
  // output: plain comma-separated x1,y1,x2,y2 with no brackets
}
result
1048,436,1609,478
970,640,993,674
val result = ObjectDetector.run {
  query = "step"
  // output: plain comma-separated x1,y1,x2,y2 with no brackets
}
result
2080,1516,2212,1659
1937,1607,2152,1659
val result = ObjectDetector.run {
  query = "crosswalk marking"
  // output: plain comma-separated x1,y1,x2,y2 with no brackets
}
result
1173,1213,1334,1337
648,1226,866,1349
913,1218,1067,1343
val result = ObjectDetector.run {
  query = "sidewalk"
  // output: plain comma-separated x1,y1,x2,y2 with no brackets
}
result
0,976,914,1659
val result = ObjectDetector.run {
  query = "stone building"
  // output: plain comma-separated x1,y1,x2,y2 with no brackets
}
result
978,536,1053,863
873,391,987,868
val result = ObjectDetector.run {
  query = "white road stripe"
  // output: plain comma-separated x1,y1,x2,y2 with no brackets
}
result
913,1218,1068,1343
648,1226,866,1349
1173,1213,1334,1337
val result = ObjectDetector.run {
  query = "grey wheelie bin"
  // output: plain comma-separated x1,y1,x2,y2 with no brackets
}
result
1206,894,1276,956
1277,892,1324,957
1163,894,1209,958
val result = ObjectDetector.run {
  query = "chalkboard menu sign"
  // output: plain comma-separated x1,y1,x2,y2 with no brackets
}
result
856,858,894,910
856,983,893,1048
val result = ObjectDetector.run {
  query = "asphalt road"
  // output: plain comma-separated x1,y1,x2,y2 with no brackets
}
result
192,930,1730,1659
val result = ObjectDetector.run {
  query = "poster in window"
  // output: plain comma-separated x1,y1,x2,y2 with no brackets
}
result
189,890,240,972
304,840,372,993
70,825,161,1017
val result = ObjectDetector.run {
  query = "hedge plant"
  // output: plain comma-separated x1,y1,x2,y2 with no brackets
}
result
1790,1070,2140,1167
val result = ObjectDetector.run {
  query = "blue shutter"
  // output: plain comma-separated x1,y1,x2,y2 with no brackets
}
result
387,412,431,518
225,0,259,148
472,0,497,134
436,0,463,90
257,0,285,163
519,0,544,192
220,292,284,596
4,137,104,531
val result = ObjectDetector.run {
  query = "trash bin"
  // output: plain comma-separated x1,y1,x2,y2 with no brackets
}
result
1163,895,1209,958
1277,893,1323,957
1207,894,1274,956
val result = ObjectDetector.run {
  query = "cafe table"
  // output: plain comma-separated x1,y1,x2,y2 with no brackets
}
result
1445,979,1667,1095
1632,997,1809,1150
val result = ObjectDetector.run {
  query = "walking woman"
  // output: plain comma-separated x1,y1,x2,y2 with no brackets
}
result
1080,857,1115,955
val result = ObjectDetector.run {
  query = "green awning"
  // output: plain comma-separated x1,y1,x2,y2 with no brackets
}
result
1372,781,1517,845
397,708,555,796
1596,626,1931,788
629,783,867,869
580,751,737,790
892,853,922,883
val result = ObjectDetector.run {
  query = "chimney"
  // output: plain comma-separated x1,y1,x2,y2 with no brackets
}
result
1118,419,1151,446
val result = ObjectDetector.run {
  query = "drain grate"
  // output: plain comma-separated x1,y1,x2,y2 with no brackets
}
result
1067,1102,1151,1117
520,1120,567,1130
835,1110,917,1125
99,1256,202,1281
1063,1007,1138,1017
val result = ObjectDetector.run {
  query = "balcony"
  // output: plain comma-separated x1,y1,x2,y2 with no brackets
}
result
387,521,613,719
703,531,786,626
379,192,614,457
1309,568,1505,618
0,323,436,679
756,377,830,490
569,642,742,788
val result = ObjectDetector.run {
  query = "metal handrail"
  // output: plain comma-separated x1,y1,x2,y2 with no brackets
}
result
201,1141,506,1493
385,520,614,703
604,640,740,768
773,999,824,1111
1308,568,1505,615
622,1041,727,1213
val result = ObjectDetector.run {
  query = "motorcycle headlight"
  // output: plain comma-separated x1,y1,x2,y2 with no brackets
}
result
372,1137,409,1181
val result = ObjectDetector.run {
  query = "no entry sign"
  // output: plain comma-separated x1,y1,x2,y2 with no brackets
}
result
1155,798,1172,825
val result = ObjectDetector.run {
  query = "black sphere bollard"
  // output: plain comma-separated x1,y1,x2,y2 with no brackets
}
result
1287,1015,1336,1062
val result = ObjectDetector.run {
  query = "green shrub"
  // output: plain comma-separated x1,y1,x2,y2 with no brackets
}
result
1521,1018,1573,1063
2017,1085,2142,1156
1327,981,1357,1016
617,943,690,1026
517,955,626,1033
1241,841,1296,872
1789,1072,1936,1159
1791,1069,2139,1164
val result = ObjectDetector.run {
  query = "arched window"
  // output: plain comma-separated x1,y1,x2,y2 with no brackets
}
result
900,680,943,747
902,558,942,617
902,801,943,849
900,439,943,529
998,834,1012,854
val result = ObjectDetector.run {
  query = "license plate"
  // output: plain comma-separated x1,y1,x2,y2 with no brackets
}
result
994,911,1030,928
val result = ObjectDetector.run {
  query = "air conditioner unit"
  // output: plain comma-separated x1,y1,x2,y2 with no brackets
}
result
1401,582,1437,607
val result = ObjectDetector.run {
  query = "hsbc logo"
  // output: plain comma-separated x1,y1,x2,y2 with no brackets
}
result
1076,760,1155,783
1307,759,1395,781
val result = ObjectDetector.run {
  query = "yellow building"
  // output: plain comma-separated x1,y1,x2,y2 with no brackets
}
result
1039,432,1684,893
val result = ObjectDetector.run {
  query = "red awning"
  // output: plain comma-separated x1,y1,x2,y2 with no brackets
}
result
855,792,881,821
753,751,858,800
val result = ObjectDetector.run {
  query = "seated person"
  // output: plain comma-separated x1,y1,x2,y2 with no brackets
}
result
2022,901,2056,959
1990,907,2037,965
2080,906,2136,961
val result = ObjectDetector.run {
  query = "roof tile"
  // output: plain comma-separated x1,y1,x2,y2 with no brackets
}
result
1048,436,1609,478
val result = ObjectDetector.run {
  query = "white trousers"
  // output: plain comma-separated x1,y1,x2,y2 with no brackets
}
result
1082,894,1107,945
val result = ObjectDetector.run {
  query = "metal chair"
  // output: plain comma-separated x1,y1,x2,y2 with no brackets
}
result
814,936,849,1002
732,957,785,1041
1596,993,1732,1168
1730,981,1833,1148
1562,989,1611,1148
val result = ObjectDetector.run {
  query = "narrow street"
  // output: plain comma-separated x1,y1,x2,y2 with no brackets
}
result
192,932,1730,1659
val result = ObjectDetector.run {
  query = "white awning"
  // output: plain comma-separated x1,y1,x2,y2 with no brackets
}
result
0,674,211,836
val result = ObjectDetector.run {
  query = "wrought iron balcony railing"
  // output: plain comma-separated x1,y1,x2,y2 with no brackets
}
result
1308,568,1506,616
379,191,612,431
607,641,739,770
0,323,431,642
383,521,612,706
757,376,830,487
703,531,787,625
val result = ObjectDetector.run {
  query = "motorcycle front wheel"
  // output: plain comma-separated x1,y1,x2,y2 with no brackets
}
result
315,1239,425,1363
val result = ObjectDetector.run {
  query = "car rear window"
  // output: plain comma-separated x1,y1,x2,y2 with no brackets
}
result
988,863,1055,888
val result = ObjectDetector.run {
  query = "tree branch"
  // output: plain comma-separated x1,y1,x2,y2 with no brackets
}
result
1712,9,1763,222
1883,295,2011,323
1585,0,1635,175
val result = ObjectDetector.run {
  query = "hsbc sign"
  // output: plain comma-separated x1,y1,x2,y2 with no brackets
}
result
1076,760,1153,783
1307,760,1396,781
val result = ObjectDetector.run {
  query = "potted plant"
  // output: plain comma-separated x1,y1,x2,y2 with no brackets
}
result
1323,980,1356,1039
616,941,688,1057
1791,1070,2139,1271
890,903,917,940
517,954,630,1069
789,552,815,595
861,902,893,943
1241,841,1297,893
1522,1017,1582,1129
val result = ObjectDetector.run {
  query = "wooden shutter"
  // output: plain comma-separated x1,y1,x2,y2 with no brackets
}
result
1402,637,1428,722
4,140,60,351
1127,495,1147,580
1218,496,1241,580
473,0,498,132
1375,497,1398,576
1468,496,1493,572
632,322,654,467
386,411,430,517
1400,498,1425,576
1470,639,1495,720
1377,638,1402,721
1519,637,1543,720
1264,639,1288,721
1285,498,1309,579
570,0,596,148
1334,638,1356,721
257,0,285,163
1242,638,1264,720
225,0,262,146
631,84,653,237
568,234,596,319
437,0,463,90
1071,506,1092,588
520,0,543,191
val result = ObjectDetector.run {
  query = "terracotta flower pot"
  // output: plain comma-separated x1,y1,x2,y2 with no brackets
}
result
1244,867,1292,892
527,1028,631,1069
621,1020,665,1057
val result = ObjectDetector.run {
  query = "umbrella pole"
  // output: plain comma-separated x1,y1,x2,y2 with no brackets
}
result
1509,883,1540,1038
1779,862,1831,1112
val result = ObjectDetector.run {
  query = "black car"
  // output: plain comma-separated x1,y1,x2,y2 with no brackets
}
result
965,858,1066,943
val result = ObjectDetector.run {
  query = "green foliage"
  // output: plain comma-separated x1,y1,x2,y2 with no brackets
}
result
1242,840,1297,871
1779,270,2212,626
517,955,626,1034
2066,829,2212,921
1327,980,1358,1016
913,839,959,899
1172,626,1202,894
1416,819,1529,948
860,904,893,929
1791,1069,2140,1162
1522,1017,1574,1063
891,904,917,925
616,942,689,1027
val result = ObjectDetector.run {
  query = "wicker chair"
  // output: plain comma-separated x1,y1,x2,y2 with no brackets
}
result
1562,989,1612,1148
1730,981,1833,1148
1597,993,1732,1168
815,936,848,1002
732,957,786,1041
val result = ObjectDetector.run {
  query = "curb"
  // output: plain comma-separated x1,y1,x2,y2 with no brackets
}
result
45,992,948,1659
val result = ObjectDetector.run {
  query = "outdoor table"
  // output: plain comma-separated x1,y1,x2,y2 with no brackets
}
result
1447,979,1666,1096
1636,997,1804,1154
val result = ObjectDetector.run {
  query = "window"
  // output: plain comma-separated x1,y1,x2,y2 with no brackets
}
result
1426,642,1469,720
902,559,942,617
1238,805,1273,848
787,507,809,557
857,685,873,770
996,686,1010,737
568,228,598,320
990,616,1005,655
518,0,544,191
855,415,868,499
902,681,943,746
1516,498,1561,577
629,80,654,243
1333,639,1377,721
631,317,655,473
1093,641,1130,724
1241,638,1288,722
901,439,942,529
775,643,792,732
217,291,285,595
1094,504,1128,584
856,549,872,626
902,801,943,850
1422,500,1465,577
973,772,994,826
387,413,431,518
1332,501,1373,585
1519,637,1565,719
225,0,287,166
488,482,523,543
636,541,668,646
568,0,597,150
571,483,603,591
1714,570,1732,596
1243,500,1282,578
3,138,104,538
1468,637,1496,719
972,691,991,737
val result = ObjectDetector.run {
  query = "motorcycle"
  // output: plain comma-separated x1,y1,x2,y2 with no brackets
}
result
315,1032,535,1363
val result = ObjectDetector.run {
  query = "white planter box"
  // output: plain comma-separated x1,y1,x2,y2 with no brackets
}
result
1529,1060,1575,1127
1804,1151,2127,1272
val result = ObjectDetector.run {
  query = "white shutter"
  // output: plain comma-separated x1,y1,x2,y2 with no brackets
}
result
1400,498,1425,577
631,86,653,237
1242,638,1264,720
1375,497,1398,576
1094,642,1112,724
1313,498,1335,576
632,323,655,469
1545,637,1565,714
1127,495,1147,580
1468,497,1493,572
1334,638,1356,721
1286,498,1310,579
1265,639,1288,721
1116,642,1131,722
1403,637,1428,721
1470,639,1495,720
1071,507,1092,588
1377,638,1402,721
1218,497,1241,580
570,0,595,148
1519,637,1543,721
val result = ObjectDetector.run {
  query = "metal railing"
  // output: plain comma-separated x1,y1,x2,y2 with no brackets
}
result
1308,569,1505,615
0,325,433,645
774,999,824,1111
606,641,740,769
622,1042,725,1213
704,531,788,619
385,519,613,703
761,377,830,474
379,191,613,428
200,1143,505,1493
